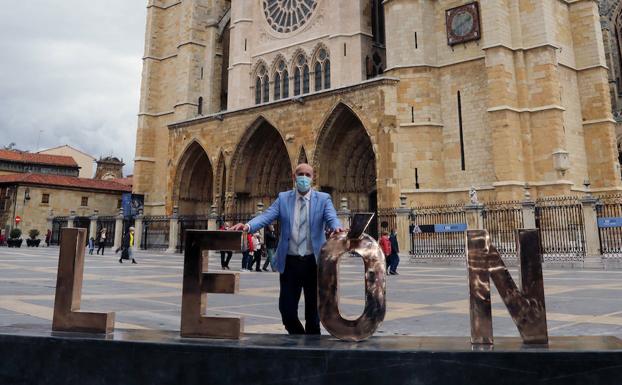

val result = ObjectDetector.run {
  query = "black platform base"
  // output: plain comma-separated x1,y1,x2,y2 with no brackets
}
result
1,325,622,385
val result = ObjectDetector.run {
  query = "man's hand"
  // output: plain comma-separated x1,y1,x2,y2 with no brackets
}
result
231,223,249,232
329,227,347,236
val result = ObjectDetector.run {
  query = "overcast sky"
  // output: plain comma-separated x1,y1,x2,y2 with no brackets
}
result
0,1,147,175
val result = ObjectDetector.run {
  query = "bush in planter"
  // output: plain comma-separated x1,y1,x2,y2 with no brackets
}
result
8,228,22,248
27,229,40,247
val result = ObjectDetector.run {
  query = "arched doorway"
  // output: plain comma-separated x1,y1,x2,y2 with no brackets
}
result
175,141,214,216
230,118,293,216
315,103,378,235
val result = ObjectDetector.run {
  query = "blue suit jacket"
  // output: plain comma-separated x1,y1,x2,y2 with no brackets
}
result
247,190,342,273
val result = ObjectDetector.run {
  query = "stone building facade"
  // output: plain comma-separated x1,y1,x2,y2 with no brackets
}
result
134,0,622,223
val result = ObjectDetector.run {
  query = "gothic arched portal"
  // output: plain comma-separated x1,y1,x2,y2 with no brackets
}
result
230,118,293,214
174,141,214,216
315,103,377,234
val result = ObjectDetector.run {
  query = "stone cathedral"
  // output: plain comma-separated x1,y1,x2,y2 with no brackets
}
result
133,0,622,220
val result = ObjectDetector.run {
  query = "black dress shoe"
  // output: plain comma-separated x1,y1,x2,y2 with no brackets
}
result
132,259,137,264
118,259,123,263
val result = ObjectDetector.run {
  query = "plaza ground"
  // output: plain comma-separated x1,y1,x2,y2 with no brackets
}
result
1,246,622,338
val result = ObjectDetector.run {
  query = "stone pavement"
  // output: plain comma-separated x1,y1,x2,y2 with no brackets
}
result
1,246,622,338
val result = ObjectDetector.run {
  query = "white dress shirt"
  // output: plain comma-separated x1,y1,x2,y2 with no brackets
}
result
287,189,313,256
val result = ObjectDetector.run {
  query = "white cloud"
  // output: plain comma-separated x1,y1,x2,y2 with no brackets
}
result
0,0,147,175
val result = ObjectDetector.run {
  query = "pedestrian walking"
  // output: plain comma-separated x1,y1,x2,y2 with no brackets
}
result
88,237,95,255
118,227,137,264
389,228,400,275
232,163,344,335
45,229,51,247
96,228,107,255
250,232,263,272
241,232,253,271
262,225,278,271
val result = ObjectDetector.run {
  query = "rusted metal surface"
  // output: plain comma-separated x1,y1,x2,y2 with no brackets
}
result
318,232,386,342
52,228,115,333
467,229,548,345
180,230,244,339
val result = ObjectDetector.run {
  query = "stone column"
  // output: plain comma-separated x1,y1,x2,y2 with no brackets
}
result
208,205,219,230
465,204,484,230
89,210,99,241
395,196,411,255
255,202,265,237
134,209,144,250
166,206,180,254
67,211,76,229
581,196,603,269
113,208,124,251
337,197,351,229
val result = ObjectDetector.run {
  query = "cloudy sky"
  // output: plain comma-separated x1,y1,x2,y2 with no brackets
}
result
0,1,147,175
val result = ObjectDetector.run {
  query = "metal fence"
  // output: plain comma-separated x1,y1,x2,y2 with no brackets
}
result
96,216,116,247
177,216,210,252
535,196,585,262
142,216,169,250
73,217,91,242
482,201,524,262
409,203,467,262
50,217,68,246
597,194,622,257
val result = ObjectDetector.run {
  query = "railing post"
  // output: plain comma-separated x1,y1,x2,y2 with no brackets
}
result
581,195,603,269
134,209,144,250
89,210,99,241
167,206,180,254
395,195,411,254
465,204,484,230
337,197,351,229
113,208,124,251
67,210,76,229
522,200,536,229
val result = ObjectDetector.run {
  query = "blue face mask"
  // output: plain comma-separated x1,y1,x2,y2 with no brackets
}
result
295,175,312,193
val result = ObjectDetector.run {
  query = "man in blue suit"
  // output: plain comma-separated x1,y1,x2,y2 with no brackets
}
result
232,163,343,335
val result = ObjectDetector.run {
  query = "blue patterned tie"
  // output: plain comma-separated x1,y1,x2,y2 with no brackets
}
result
297,197,308,256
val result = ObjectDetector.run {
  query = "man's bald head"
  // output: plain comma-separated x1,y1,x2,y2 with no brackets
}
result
294,163,314,178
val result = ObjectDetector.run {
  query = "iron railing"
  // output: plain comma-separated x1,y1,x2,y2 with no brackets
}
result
142,216,169,250
96,216,116,247
597,194,622,257
50,217,68,245
410,203,467,262
535,196,585,262
177,215,210,252
482,201,524,263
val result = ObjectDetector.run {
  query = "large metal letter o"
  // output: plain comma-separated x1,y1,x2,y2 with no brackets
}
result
318,232,386,342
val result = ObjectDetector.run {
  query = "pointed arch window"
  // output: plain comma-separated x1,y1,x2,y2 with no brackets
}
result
313,48,331,91
254,64,269,105
273,60,289,101
198,96,203,115
293,54,309,96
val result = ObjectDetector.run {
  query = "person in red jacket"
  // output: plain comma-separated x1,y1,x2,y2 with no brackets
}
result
241,232,254,271
379,231,392,272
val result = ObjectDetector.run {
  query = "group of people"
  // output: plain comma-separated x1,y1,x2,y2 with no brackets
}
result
219,223,278,272
87,228,108,255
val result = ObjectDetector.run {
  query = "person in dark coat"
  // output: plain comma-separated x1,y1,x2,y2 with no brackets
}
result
262,225,278,271
388,228,400,275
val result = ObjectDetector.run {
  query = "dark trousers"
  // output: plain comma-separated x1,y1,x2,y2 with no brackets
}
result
389,252,400,272
96,242,105,255
220,251,232,268
250,249,262,271
279,255,320,335
242,251,251,269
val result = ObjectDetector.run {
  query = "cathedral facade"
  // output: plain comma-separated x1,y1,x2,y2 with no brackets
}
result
134,0,622,219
